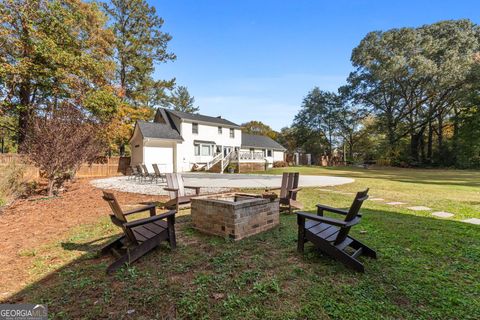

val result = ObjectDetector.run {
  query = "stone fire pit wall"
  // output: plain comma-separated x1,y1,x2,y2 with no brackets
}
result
191,193,280,240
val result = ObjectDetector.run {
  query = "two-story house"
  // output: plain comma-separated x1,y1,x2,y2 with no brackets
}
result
129,108,286,173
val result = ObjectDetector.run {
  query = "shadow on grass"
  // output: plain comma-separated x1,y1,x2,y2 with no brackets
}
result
2,209,479,319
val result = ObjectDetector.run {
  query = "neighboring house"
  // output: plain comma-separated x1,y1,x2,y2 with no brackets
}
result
129,108,286,173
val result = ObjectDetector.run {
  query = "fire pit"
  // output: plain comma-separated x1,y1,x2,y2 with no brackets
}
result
191,193,280,240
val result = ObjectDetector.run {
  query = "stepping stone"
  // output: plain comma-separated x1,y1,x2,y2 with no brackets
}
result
407,206,432,211
368,198,384,201
386,202,406,205
462,218,480,225
432,211,454,218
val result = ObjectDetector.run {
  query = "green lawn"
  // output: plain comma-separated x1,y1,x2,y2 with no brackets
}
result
6,167,480,319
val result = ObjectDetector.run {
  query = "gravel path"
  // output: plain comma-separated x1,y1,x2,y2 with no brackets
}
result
90,173,354,196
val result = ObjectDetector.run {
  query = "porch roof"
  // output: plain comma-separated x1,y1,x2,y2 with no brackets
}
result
241,133,286,151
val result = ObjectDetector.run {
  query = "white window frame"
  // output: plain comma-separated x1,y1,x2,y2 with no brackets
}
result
230,128,235,138
201,145,211,156
192,122,199,134
218,126,222,134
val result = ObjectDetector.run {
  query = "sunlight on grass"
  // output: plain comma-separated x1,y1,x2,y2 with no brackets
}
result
4,167,480,319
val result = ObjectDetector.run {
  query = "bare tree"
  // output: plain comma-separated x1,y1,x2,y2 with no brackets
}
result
23,105,106,196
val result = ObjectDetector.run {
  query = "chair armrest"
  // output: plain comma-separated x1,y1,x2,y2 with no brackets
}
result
123,204,156,216
184,186,201,195
164,187,179,193
288,187,302,193
316,204,348,215
265,187,282,192
295,211,347,227
124,210,176,228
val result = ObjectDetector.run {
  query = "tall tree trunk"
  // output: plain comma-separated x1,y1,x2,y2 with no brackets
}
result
17,83,32,148
452,106,460,166
427,120,433,164
437,114,444,152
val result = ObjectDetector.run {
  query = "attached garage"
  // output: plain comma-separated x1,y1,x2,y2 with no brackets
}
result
129,116,183,173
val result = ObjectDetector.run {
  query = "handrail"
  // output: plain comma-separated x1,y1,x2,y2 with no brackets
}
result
206,152,223,170
222,150,235,171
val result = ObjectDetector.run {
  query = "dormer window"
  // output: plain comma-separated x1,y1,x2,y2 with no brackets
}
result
230,128,235,138
192,123,198,134
218,126,222,134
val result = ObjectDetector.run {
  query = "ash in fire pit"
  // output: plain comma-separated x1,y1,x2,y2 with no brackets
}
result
191,193,280,240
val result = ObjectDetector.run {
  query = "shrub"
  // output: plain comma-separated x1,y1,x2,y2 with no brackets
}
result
0,162,28,205
273,161,288,168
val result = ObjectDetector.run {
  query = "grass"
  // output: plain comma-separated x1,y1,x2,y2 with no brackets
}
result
5,167,480,319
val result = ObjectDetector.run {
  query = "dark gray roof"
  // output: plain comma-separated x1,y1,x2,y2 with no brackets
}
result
241,133,286,151
136,120,183,141
164,108,241,128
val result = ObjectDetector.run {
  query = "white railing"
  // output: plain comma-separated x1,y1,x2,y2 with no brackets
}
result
206,152,223,170
238,151,265,161
221,150,235,172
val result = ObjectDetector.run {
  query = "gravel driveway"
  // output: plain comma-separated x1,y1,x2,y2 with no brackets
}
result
91,173,354,196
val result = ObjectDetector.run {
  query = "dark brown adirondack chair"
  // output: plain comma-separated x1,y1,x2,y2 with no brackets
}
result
266,172,303,213
164,173,201,211
296,189,376,272
101,191,176,274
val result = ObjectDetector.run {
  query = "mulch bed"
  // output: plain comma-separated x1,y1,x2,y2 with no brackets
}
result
0,178,167,299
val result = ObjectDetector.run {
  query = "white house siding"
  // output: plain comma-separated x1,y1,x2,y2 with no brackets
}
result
130,126,144,166
273,151,285,162
143,139,176,173
176,120,242,171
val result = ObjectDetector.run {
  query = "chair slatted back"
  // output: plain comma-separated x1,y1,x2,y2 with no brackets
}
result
166,173,185,198
334,189,369,245
141,164,150,175
280,172,299,200
131,166,138,175
136,164,144,175
102,191,137,243
152,163,161,176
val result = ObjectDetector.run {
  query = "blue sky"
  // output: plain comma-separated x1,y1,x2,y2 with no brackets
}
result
152,0,479,130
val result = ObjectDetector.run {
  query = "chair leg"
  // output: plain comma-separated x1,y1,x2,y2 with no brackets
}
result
106,237,160,274
350,237,377,259
100,235,125,255
315,240,365,272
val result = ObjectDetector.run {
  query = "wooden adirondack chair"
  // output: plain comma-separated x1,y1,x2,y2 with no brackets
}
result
295,189,376,272
164,173,201,211
101,191,176,274
266,172,303,213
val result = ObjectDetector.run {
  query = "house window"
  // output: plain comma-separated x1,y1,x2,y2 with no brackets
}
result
192,123,198,134
267,149,272,157
218,126,222,134
194,144,200,156
230,128,235,138
201,145,211,156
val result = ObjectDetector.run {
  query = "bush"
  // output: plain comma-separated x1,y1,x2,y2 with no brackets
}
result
0,162,29,206
273,161,288,168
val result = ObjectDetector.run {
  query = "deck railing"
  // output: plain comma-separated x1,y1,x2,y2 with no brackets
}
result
238,151,265,161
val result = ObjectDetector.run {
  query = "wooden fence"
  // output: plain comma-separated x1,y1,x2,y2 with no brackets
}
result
0,154,130,179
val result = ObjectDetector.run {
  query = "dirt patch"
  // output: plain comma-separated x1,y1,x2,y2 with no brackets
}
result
0,178,167,298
